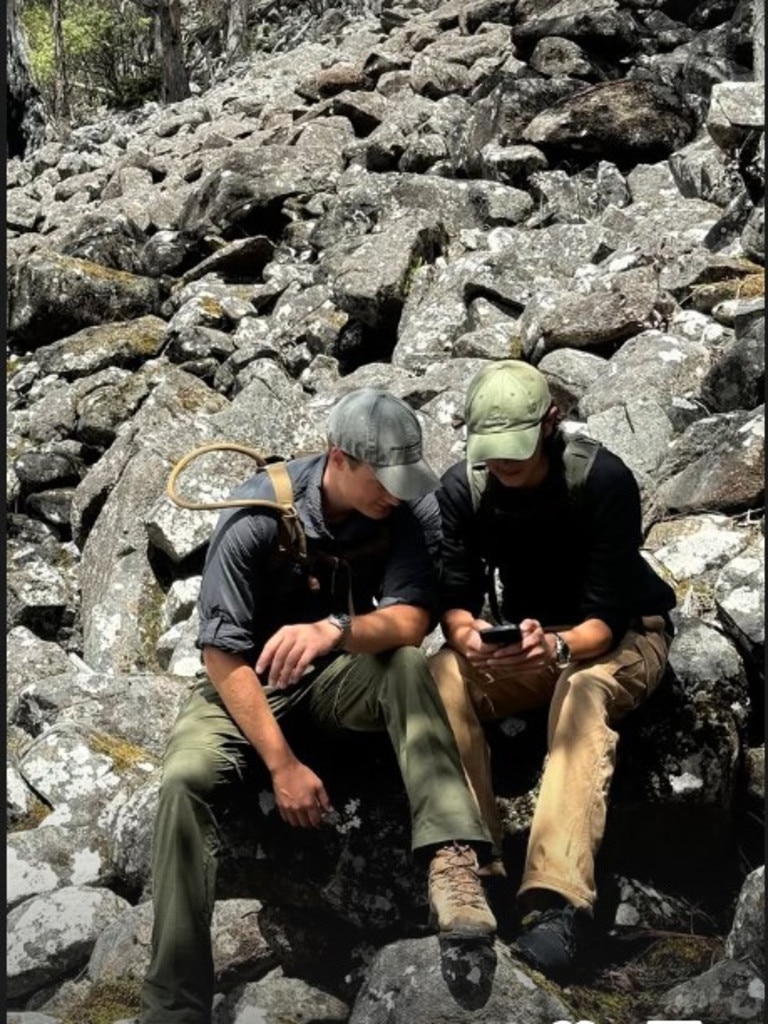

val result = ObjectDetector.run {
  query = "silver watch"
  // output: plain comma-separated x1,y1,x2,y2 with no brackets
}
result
553,632,571,668
327,613,352,649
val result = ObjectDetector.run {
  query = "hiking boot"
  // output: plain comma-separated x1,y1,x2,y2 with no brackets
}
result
513,903,592,981
428,843,497,938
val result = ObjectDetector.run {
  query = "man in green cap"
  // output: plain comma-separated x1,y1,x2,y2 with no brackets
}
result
140,388,496,1024
430,360,676,981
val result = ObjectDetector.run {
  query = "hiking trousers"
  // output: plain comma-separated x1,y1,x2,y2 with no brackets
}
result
428,617,671,912
140,645,490,1024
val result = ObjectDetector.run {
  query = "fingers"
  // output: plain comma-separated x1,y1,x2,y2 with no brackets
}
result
279,798,331,829
268,634,302,688
274,767,333,829
257,624,327,688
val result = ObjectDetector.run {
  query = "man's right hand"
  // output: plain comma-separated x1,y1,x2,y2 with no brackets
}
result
271,759,333,828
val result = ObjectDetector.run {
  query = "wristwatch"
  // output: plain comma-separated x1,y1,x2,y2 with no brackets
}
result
327,613,352,649
553,632,571,668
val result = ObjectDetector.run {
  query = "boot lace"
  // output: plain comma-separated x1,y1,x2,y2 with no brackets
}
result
431,843,486,909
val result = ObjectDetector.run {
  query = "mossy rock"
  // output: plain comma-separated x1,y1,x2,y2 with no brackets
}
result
61,977,143,1024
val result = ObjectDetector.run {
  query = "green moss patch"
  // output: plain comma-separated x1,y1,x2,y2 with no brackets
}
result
565,933,724,1024
88,731,156,774
62,978,143,1024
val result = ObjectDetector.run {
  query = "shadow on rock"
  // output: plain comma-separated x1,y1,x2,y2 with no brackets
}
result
438,935,497,1010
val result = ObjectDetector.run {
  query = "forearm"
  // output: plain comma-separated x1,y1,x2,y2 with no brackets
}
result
202,646,297,774
441,607,485,651
342,604,431,653
547,617,614,662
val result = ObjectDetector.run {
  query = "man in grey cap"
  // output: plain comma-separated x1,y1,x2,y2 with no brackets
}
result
140,388,496,1024
430,361,676,982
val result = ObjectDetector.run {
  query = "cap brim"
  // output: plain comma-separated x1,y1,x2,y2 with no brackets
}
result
467,423,541,464
374,459,441,500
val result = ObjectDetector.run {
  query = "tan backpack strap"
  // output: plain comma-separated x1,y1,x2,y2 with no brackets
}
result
265,461,293,509
265,462,307,563
166,442,307,563
166,442,269,511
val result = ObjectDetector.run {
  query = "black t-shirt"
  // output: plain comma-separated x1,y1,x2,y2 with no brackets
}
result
437,439,676,641
197,454,441,664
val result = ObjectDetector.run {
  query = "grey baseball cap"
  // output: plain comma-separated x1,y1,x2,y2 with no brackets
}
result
327,388,441,500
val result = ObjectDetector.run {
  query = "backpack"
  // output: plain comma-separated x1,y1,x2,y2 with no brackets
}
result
467,434,602,513
465,434,603,622
166,442,390,614
166,442,309,566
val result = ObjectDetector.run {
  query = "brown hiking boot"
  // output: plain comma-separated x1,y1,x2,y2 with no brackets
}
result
428,843,497,938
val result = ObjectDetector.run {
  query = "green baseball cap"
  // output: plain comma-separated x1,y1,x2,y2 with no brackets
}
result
328,388,441,500
465,360,552,464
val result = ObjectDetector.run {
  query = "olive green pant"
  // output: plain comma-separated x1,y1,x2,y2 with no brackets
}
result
140,646,490,1023
429,617,671,912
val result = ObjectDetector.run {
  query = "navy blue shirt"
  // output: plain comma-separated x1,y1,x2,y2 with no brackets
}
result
437,439,676,642
197,454,441,664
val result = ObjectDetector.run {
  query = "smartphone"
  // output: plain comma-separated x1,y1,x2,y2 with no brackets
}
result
481,623,523,645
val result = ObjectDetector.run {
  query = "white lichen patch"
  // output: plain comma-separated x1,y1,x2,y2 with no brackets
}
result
669,771,704,794
748,977,765,1000
7,847,59,903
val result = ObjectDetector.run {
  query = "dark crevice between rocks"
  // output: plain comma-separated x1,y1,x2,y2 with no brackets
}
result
146,543,208,595
223,200,292,247
334,316,401,376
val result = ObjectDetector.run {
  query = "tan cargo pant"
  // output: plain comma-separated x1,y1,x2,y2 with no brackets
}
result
428,617,671,912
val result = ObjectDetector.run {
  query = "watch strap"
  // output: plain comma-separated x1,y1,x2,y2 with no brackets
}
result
553,632,571,668
327,613,352,649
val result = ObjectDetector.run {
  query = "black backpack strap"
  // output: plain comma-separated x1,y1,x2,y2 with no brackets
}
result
465,434,602,622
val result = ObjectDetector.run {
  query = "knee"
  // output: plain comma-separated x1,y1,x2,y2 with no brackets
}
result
160,748,219,804
428,646,462,687
387,644,430,678
557,667,612,710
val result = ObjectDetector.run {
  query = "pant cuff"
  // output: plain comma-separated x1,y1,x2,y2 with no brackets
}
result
518,874,594,912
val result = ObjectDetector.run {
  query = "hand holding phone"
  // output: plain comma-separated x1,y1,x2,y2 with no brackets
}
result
480,623,523,646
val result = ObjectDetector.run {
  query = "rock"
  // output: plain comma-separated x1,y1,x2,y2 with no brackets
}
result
706,80,765,153
7,885,131,999
725,865,765,971
8,825,113,910
221,967,349,1023
578,330,714,422
715,537,765,647
8,251,162,351
323,211,446,327
523,80,696,165
657,406,764,514
348,936,572,1023
88,898,276,990
34,316,167,381
657,958,765,1024
669,131,745,206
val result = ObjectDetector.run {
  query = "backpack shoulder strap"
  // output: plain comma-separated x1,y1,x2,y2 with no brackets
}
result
264,461,307,564
467,462,489,513
166,442,308,565
562,435,602,506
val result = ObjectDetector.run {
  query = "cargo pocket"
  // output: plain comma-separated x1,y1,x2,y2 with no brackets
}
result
600,628,669,718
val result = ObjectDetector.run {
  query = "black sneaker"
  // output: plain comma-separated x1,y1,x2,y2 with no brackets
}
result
513,903,591,982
